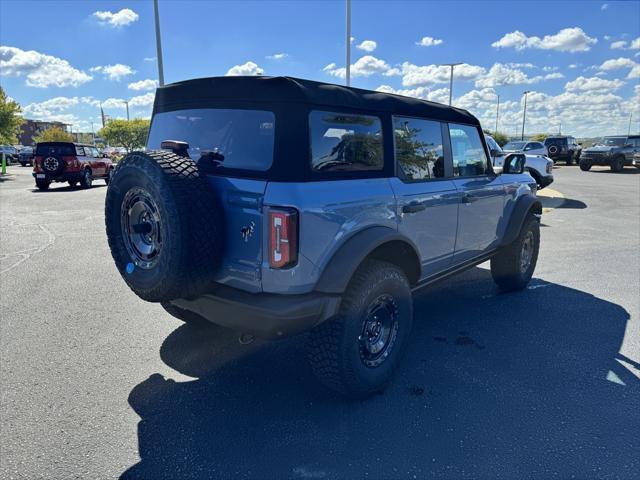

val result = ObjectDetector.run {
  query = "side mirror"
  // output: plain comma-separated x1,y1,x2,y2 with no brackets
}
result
503,153,526,174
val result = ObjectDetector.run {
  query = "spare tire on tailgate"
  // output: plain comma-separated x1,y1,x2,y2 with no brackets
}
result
105,150,223,302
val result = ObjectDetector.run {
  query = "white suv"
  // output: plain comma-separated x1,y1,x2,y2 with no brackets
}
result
486,135,554,189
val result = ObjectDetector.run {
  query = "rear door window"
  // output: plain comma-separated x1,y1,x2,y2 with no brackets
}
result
448,123,490,177
309,111,383,172
392,116,445,180
147,108,275,171
36,144,75,156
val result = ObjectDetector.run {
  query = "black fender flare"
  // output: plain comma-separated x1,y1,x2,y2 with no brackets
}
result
314,226,421,294
501,194,542,246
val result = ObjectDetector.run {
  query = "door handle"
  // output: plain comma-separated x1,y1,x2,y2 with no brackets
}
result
402,202,426,213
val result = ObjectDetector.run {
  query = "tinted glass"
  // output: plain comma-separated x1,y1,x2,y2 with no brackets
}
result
310,111,383,172
393,116,444,180
485,136,503,154
76,146,85,156
598,137,626,146
632,138,640,148
147,108,275,171
449,124,490,177
532,142,543,149
504,141,526,150
91,147,100,157
36,143,75,156
544,138,568,146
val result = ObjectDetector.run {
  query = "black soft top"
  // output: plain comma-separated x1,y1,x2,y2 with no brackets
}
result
153,75,479,125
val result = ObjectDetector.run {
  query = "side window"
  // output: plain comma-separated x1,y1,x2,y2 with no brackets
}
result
309,111,383,172
448,123,490,177
76,146,85,156
533,142,542,149
523,143,533,151
91,147,100,157
393,116,445,180
632,138,640,148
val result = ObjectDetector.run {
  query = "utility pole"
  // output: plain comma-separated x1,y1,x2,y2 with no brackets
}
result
153,0,165,86
345,0,351,87
628,113,633,136
495,94,500,135
124,101,130,121
91,122,95,145
559,120,561,135
521,90,531,141
441,63,462,106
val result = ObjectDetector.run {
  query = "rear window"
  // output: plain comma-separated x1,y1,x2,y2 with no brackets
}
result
147,108,275,171
36,143,75,156
309,111,383,172
544,138,567,146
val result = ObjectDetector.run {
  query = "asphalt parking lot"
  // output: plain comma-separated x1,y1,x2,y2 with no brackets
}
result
1,164,639,479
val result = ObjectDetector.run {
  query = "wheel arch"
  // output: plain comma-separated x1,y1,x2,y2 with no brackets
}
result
501,194,542,247
314,227,421,294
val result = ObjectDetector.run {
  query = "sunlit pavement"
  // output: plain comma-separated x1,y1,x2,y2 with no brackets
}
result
1,163,639,479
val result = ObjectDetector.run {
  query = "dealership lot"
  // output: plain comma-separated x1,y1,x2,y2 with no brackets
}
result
1,164,639,478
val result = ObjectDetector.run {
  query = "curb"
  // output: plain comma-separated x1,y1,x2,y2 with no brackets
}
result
537,188,565,212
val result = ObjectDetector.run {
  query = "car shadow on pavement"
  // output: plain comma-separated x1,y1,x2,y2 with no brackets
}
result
589,168,640,175
31,184,106,193
122,267,638,480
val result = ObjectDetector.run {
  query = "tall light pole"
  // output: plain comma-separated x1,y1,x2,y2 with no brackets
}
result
521,90,531,141
441,62,462,106
628,113,633,136
153,0,165,86
124,100,130,121
495,94,500,135
345,0,351,87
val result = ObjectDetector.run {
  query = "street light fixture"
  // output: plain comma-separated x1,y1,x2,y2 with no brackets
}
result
521,90,531,141
440,62,462,106
123,100,130,121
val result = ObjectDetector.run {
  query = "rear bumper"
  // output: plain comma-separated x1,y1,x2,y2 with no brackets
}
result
171,284,341,339
33,171,83,182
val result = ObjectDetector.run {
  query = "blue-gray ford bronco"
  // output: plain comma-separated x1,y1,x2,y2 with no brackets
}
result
105,76,541,398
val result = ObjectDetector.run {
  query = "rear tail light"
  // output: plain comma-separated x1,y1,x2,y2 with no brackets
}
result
269,208,298,269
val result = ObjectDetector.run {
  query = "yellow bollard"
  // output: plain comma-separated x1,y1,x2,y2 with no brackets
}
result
1,152,6,175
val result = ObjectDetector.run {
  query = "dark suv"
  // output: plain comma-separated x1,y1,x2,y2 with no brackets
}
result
105,76,542,398
579,135,640,172
543,136,581,165
33,142,114,190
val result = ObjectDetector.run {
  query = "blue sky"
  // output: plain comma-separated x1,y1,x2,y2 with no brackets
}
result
1,0,639,137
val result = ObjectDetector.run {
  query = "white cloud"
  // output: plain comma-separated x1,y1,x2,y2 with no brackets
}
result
416,36,443,47
143,57,156,62
568,64,579,68
101,97,126,109
324,56,400,79
475,63,547,88
225,61,264,76
401,62,485,87
630,37,640,50
91,63,136,81
598,57,637,70
604,35,612,41
0,45,92,88
506,62,535,69
611,40,627,50
491,27,597,52
565,76,625,92
128,79,158,91
129,92,155,108
544,72,564,80
266,53,288,60
356,40,377,52
542,66,559,71
628,65,640,79
93,9,139,27
601,3,608,10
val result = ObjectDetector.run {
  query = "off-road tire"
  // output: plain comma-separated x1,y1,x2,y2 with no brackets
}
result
610,156,624,173
68,180,78,188
566,154,574,166
161,301,210,327
307,260,413,399
80,169,93,188
579,160,592,171
491,214,540,291
105,168,114,185
35,179,50,191
105,150,223,302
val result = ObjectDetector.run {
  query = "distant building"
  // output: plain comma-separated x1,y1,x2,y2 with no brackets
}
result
19,119,71,146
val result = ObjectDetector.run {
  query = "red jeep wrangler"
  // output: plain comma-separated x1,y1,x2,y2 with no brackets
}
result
33,142,114,191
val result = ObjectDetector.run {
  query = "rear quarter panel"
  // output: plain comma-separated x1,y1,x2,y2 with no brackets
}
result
262,179,397,294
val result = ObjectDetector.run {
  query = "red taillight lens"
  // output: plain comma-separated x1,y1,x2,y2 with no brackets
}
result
269,208,298,269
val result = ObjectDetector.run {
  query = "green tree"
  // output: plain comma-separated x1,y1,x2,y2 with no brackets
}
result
33,127,73,143
531,133,548,142
0,86,25,144
99,119,150,152
483,129,509,147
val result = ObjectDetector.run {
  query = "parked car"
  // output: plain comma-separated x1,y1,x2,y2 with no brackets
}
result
105,76,542,398
18,146,34,166
486,135,554,189
0,145,19,164
502,140,548,156
32,142,114,190
543,136,581,165
579,135,640,172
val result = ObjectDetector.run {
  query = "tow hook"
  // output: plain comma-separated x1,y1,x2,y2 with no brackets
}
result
238,333,255,345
